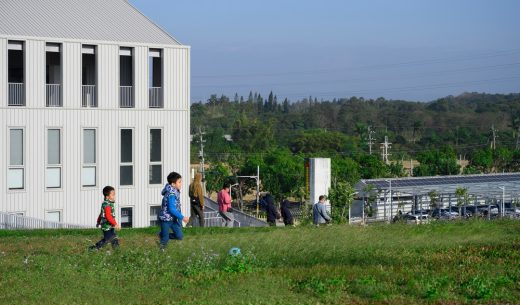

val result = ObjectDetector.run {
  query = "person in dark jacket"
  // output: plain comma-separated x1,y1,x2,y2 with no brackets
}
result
263,193,280,226
280,199,295,226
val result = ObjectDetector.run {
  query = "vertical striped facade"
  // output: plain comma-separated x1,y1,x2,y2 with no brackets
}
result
0,36,191,228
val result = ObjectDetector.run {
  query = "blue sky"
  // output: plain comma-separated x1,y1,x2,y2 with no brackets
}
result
131,0,520,102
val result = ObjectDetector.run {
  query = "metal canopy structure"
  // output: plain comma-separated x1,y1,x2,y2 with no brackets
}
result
356,173,520,197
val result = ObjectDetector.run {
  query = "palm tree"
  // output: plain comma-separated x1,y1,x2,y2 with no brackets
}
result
455,187,469,217
362,184,377,224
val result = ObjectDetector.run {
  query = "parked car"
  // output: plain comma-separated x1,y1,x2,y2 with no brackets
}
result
448,206,473,218
432,208,459,219
465,206,484,218
478,205,499,217
403,213,431,225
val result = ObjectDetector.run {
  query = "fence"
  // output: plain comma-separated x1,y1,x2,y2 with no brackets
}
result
46,84,62,107
119,86,134,108
0,212,88,230
8,83,25,106
202,211,241,227
204,197,267,227
82,85,97,107
149,87,163,108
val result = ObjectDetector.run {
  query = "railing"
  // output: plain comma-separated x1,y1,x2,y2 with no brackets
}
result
149,87,163,108
120,86,134,108
82,85,97,107
204,197,267,227
0,212,89,230
201,211,241,227
8,83,25,106
46,84,62,107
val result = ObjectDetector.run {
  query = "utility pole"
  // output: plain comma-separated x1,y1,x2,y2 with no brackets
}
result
516,126,520,150
367,126,375,155
491,124,498,150
198,127,207,195
381,136,392,164
237,165,260,217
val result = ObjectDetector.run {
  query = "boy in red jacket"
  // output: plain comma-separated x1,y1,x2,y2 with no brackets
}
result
90,186,121,250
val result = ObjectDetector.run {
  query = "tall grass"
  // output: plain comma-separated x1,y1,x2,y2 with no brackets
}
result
1,220,519,304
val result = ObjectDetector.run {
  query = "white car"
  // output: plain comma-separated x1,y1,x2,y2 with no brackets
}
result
404,214,431,225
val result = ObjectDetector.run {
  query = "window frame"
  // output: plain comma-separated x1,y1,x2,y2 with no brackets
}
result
7,127,25,191
149,205,161,227
119,128,134,187
81,128,98,188
120,206,134,228
45,127,63,190
45,209,62,223
148,127,163,186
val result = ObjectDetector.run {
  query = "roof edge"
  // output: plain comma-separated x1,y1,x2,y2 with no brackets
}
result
360,172,520,184
122,0,182,45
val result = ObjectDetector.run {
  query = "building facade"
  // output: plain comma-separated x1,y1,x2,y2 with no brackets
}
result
0,0,190,228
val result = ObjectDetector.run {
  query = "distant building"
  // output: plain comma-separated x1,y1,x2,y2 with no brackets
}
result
353,173,520,222
0,0,191,227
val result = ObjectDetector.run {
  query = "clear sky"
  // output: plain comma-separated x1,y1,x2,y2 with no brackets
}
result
130,0,520,102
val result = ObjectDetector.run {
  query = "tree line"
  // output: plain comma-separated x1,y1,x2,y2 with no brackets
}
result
192,92,520,199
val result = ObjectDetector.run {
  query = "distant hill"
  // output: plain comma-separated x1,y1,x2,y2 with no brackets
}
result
191,92,520,159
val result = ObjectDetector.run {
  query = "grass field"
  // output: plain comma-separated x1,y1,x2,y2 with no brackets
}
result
1,220,519,305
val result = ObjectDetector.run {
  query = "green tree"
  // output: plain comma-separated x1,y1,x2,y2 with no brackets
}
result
358,155,388,179
414,146,460,176
332,157,361,185
205,163,231,196
362,184,378,224
240,149,304,199
428,190,440,213
455,187,469,216
290,129,356,154
469,148,493,173
328,181,356,223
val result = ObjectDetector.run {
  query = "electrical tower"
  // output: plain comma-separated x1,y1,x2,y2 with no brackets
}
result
381,136,392,164
490,125,498,150
367,126,375,155
198,127,207,195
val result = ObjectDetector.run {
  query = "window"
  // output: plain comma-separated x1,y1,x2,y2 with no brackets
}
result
46,43,62,107
148,49,163,108
121,207,133,228
119,47,134,108
82,45,97,107
149,129,162,184
46,129,61,189
82,129,97,187
8,41,25,106
45,211,61,222
8,128,24,190
150,206,160,226
120,129,133,186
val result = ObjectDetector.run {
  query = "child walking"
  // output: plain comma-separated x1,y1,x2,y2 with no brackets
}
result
158,172,189,251
90,186,120,250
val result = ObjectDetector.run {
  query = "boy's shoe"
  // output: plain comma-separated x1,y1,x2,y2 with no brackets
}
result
159,245,166,252
88,245,98,251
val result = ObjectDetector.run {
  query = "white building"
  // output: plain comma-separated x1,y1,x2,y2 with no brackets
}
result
0,0,191,228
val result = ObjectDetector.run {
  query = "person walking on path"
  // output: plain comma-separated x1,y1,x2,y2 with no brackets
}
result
313,195,332,226
188,173,205,227
217,183,234,227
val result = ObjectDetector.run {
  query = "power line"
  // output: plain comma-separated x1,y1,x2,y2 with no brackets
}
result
191,75,520,102
192,48,520,79
192,62,520,88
